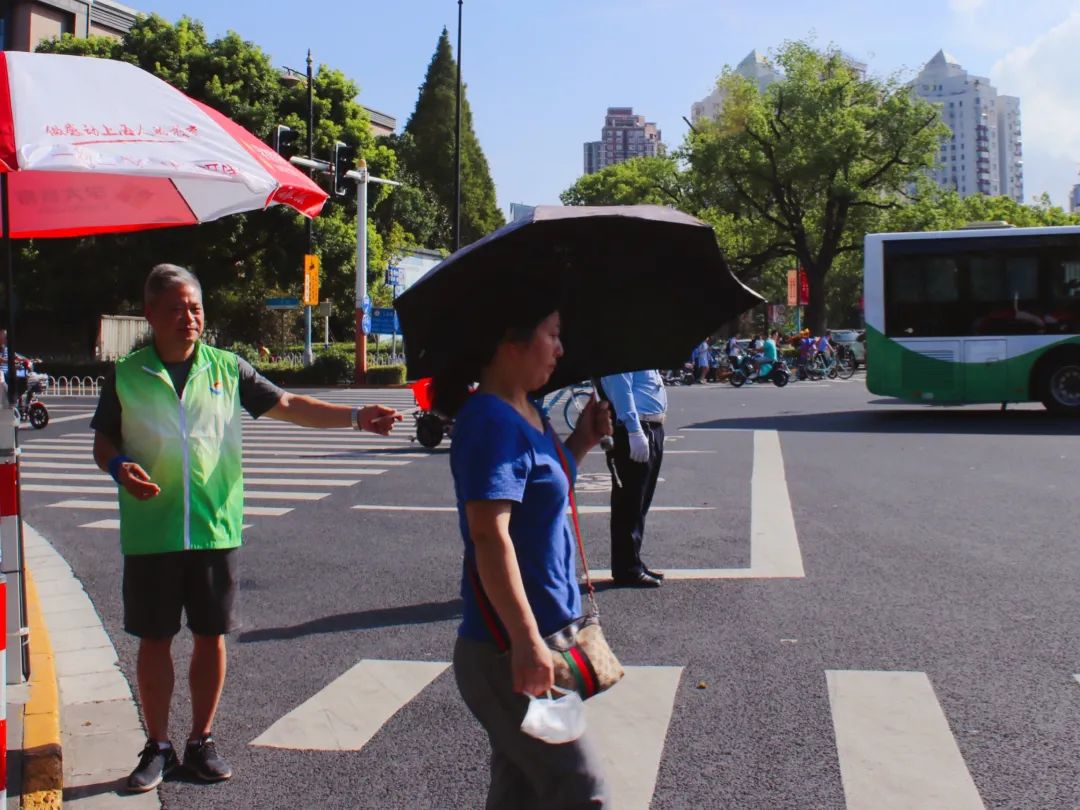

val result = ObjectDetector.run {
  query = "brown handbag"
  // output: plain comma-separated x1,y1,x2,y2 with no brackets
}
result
466,423,624,699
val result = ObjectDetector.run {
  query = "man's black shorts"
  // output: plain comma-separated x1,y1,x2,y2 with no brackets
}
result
122,549,238,638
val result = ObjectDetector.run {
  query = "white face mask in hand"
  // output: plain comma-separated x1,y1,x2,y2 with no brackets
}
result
520,688,586,744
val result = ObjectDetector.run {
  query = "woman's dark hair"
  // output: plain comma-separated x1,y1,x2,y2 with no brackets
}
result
431,281,561,418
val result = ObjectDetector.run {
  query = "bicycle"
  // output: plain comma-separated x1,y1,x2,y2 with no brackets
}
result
541,381,594,432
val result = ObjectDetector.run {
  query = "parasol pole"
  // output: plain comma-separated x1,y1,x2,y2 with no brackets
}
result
2,173,12,407
0,171,28,694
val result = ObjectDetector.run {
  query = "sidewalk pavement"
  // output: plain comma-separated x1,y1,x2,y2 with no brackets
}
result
10,524,159,809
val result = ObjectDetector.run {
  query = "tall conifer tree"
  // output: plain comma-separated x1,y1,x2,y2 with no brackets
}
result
403,29,504,249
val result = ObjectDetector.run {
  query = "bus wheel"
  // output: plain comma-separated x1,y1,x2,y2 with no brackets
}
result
1040,359,1080,414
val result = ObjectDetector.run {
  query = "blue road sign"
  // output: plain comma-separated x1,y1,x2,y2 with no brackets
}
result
386,266,401,286
266,297,299,310
361,314,372,334
371,307,399,334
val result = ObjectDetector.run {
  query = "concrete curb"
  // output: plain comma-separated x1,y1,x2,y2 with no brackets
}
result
21,570,62,810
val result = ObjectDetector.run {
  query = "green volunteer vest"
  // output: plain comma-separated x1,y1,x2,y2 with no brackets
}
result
114,342,243,555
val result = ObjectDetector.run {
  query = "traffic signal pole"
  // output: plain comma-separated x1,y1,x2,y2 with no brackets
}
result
354,160,368,385
303,50,315,367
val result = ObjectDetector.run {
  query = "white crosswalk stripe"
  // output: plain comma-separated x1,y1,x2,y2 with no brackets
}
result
18,389,427,532
248,658,683,810
827,670,985,809
246,662,996,809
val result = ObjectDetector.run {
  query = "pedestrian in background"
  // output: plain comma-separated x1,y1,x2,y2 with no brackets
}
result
692,339,710,384
435,286,614,808
599,368,668,588
91,264,403,792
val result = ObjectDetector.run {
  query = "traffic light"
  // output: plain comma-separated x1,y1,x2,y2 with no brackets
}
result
332,141,356,196
273,124,299,157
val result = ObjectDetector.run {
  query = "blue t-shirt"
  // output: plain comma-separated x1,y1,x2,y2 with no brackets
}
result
451,392,581,642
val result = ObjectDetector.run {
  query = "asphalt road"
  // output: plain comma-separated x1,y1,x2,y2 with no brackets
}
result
18,378,1080,809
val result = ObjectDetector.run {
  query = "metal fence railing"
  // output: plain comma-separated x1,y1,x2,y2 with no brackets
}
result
369,353,406,367
46,376,106,397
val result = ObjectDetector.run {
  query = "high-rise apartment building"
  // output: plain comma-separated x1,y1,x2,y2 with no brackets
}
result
912,50,1023,201
691,50,779,124
690,49,865,125
1070,184,1080,214
583,107,663,175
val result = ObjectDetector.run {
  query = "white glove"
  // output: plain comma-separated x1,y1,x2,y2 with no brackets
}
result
627,430,650,463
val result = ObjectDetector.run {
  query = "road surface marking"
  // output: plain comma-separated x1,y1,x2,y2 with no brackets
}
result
24,411,93,425
79,519,254,530
827,670,985,810
19,461,100,470
594,430,803,580
243,491,328,501
47,500,117,510
21,472,108,482
240,468,386,476
243,458,408,467
23,484,114,494
249,659,450,751
749,430,804,578
587,666,684,810
48,500,292,517
350,505,714,514
245,477,359,487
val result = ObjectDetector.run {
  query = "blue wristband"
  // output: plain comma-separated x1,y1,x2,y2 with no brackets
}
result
108,455,133,484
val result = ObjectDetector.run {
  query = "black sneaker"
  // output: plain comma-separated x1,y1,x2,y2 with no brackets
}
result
126,739,178,793
183,734,233,782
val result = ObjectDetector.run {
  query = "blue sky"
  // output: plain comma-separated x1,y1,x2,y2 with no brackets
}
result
140,0,1080,213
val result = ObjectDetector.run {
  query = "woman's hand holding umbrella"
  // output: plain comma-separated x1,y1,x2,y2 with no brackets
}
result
564,397,612,466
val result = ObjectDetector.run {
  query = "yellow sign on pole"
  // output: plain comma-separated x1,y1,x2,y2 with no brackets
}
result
303,254,320,306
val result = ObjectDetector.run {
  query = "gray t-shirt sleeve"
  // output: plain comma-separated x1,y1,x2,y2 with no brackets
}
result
89,372,122,445
237,357,284,419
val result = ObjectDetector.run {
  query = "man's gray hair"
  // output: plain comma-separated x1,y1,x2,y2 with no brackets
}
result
144,264,202,307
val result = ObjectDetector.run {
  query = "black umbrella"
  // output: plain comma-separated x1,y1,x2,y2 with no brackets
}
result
394,205,764,393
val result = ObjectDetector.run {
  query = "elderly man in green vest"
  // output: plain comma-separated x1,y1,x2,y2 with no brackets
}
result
91,264,404,792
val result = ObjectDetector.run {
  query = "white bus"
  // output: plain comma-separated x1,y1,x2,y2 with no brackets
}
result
864,224,1080,413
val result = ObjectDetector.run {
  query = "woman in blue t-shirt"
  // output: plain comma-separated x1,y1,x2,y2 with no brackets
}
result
434,291,614,808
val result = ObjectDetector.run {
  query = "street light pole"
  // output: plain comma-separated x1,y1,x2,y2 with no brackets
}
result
348,163,401,385
453,0,462,252
303,49,315,367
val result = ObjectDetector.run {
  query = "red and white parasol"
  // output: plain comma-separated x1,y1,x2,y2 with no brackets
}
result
0,51,327,238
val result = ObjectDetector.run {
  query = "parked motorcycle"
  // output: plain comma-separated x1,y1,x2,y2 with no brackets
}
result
7,356,49,429
729,356,790,388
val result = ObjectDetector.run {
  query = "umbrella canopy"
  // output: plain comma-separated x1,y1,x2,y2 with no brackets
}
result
0,51,327,238
395,205,764,392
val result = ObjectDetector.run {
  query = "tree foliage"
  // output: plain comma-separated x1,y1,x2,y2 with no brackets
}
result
29,15,406,351
684,41,948,333
559,157,684,207
400,29,504,249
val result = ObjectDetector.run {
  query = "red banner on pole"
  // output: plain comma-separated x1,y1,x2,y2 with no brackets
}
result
798,269,810,306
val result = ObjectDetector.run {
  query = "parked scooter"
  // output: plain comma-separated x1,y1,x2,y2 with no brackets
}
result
729,356,790,388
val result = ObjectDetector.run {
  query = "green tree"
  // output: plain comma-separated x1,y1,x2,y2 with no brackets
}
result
685,41,948,333
401,29,504,249
559,156,684,207
31,16,403,347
